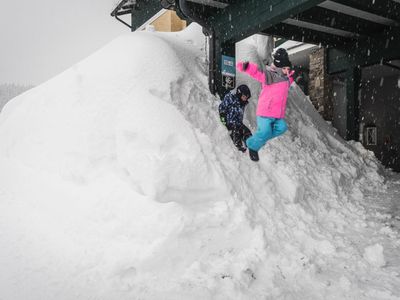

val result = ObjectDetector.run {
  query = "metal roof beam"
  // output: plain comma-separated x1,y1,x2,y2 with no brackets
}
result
384,62,400,71
111,0,132,17
213,0,326,43
262,22,354,49
115,10,133,16
282,19,358,38
293,6,386,37
187,0,229,9
328,33,400,73
322,0,400,25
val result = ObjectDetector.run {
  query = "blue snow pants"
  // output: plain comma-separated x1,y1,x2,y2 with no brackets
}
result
246,117,288,151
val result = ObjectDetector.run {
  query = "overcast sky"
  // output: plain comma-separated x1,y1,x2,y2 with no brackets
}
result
0,0,128,85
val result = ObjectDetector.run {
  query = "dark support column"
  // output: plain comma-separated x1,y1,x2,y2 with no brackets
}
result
208,33,218,95
213,37,236,99
210,32,236,98
345,66,361,141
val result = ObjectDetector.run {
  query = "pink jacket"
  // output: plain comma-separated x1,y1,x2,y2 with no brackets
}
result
237,62,294,119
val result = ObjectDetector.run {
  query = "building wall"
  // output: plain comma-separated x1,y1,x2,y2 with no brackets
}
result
293,45,400,171
359,75,400,171
171,11,187,32
151,11,186,32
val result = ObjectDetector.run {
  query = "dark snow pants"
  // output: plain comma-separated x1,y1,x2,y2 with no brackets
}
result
228,124,252,152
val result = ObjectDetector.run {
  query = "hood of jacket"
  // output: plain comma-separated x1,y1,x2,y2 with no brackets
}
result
264,65,289,85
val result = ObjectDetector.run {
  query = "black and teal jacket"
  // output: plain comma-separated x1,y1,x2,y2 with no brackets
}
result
218,91,248,129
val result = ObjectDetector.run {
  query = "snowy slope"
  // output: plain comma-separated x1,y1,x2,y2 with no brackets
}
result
0,24,399,300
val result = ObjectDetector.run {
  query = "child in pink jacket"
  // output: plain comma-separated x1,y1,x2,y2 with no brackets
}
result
237,48,294,161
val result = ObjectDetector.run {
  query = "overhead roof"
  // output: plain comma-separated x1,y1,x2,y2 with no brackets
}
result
111,0,400,71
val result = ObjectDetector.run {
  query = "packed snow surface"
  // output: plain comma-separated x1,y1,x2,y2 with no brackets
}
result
0,24,400,299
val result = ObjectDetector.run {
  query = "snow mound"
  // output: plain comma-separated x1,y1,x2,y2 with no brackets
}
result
0,24,399,299
363,244,386,268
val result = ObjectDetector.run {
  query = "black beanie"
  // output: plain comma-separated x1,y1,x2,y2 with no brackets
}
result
236,84,251,99
273,48,292,68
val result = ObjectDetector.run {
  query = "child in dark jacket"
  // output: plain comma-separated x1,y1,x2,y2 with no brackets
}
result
219,85,252,152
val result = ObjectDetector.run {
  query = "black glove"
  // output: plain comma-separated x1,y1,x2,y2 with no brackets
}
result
242,61,249,71
220,114,227,126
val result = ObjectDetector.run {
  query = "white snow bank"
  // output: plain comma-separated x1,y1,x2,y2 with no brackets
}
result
364,244,386,267
0,24,399,299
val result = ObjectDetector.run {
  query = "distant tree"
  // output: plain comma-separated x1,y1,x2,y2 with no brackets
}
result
0,83,33,111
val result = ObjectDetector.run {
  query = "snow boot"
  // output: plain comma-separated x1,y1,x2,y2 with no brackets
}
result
249,149,259,161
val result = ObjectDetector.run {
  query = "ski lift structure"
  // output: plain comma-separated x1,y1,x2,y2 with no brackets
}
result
111,0,400,143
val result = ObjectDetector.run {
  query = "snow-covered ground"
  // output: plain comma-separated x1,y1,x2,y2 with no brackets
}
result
0,24,399,299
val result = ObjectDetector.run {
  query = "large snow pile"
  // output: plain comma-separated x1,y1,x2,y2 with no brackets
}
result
0,24,399,300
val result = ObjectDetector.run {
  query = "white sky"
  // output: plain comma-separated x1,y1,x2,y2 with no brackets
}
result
0,0,127,85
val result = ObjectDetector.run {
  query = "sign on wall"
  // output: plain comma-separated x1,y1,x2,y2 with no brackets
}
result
221,55,236,89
